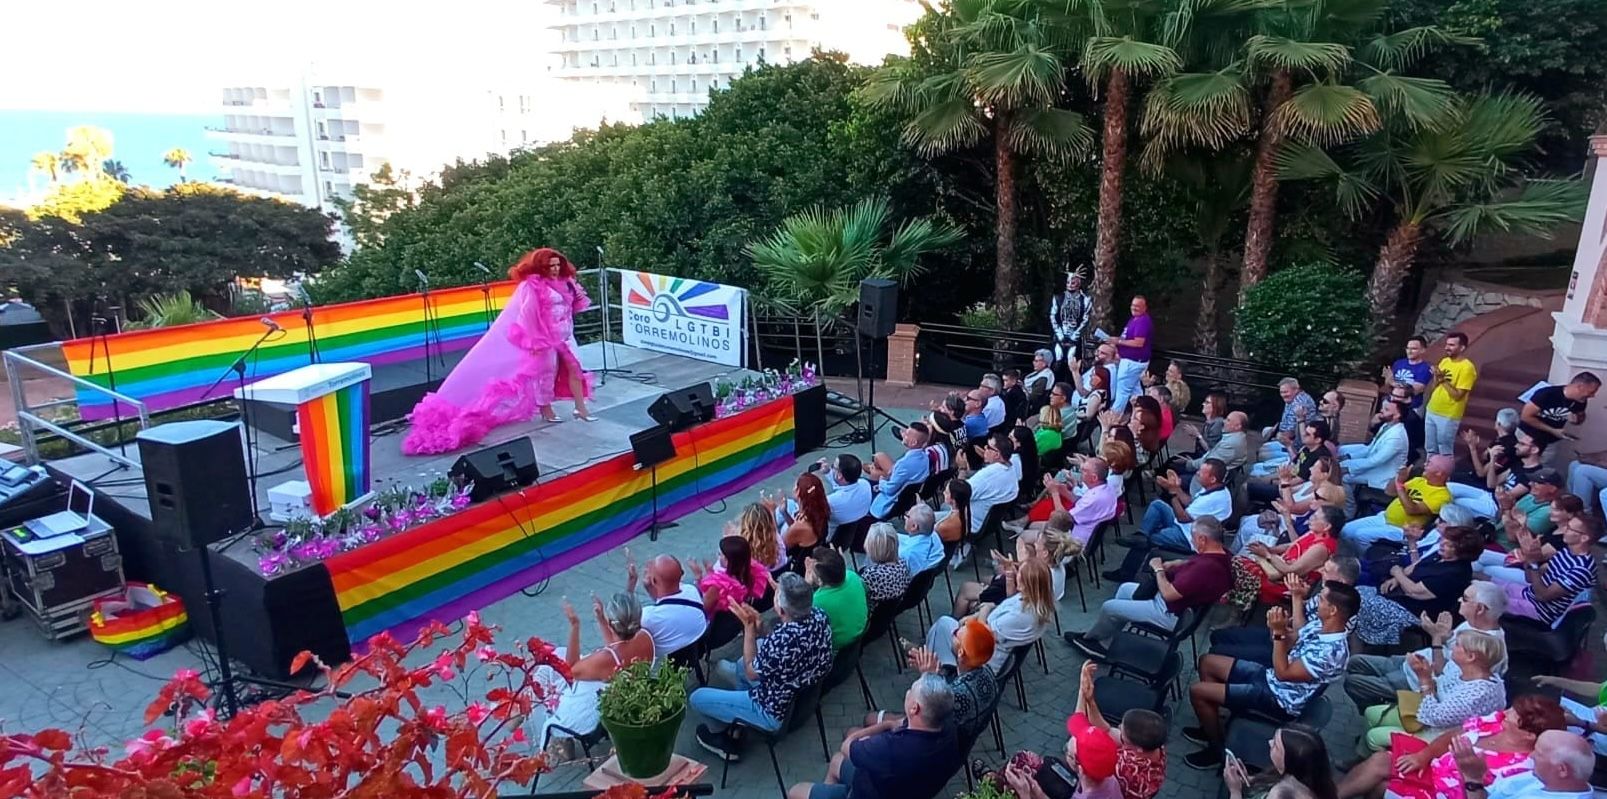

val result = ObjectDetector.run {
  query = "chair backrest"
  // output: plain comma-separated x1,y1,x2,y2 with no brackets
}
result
995,643,1033,685
831,515,875,552
823,636,865,692
970,503,1010,545
1085,519,1115,556
864,595,902,642
700,609,744,653
784,678,827,733
919,467,956,502
897,565,942,614
887,483,923,520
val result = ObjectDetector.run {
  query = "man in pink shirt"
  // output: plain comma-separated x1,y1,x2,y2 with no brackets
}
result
1071,457,1119,546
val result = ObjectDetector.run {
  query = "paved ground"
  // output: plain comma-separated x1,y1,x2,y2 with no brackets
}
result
0,405,1370,797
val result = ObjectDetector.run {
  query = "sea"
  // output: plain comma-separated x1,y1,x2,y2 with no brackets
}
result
0,110,218,200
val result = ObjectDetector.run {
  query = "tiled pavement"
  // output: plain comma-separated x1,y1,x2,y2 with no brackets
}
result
0,406,1371,797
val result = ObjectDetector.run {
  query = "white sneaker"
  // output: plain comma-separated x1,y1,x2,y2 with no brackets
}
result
949,543,971,568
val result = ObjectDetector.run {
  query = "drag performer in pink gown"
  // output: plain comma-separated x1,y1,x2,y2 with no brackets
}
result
402,248,596,455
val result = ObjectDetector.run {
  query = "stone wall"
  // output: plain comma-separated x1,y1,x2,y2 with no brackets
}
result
1414,271,1561,340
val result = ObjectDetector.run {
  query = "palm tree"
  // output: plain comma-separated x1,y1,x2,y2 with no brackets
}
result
102,160,131,184
748,196,963,368
61,125,115,181
123,290,223,329
1278,91,1587,336
1082,26,1183,330
862,0,1094,318
163,148,193,182
1162,151,1253,353
29,152,59,187
58,149,88,179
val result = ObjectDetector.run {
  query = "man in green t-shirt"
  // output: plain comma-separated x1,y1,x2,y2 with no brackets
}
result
807,546,867,649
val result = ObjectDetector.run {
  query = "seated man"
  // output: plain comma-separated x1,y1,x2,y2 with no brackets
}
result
1249,420,1332,503
693,573,835,760
807,547,868,649
1459,729,1595,799
1488,513,1597,627
950,432,1019,564
1454,429,1545,519
818,453,873,531
788,673,958,799
1338,398,1409,502
1001,368,1029,428
979,374,1007,431
1173,411,1250,488
626,551,709,661
897,503,946,575
1067,516,1232,660
1106,459,1232,582
1341,455,1453,553
1257,378,1318,462
867,422,932,520
1343,581,1508,710
1209,556,1361,667
1183,582,1360,769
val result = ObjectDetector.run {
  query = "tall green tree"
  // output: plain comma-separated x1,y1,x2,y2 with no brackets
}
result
1279,91,1588,335
162,148,193,182
862,0,1095,318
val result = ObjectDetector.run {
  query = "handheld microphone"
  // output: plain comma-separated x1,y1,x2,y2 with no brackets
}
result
415,269,430,287
473,261,491,275
259,317,281,331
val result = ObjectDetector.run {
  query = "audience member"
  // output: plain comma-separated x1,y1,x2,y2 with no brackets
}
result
1386,382,1428,464
928,558,1055,674
818,454,873,529
1344,581,1509,710
1146,386,1176,440
1341,456,1453,552
867,422,932,520
1026,349,1058,410
763,472,830,567
890,618,1000,742
1519,371,1598,452
1213,555,1359,665
692,573,834,760
1532,633,1607,758
937,478,973,548
627,552,708,660
1316,391,1344,437
1338,398,1409,500
1227,505,1342,611
1455,429,1545,519
956,523,1073,615
1355,527,1481,646
1424,331,1478,457
1035,405,1066,462
860,523,913,612
951,432,1020,564
535,594,655,748
690,535,771,615
1355,630,1506,753
1486,514,1597,626
1102,295,1154,413
1020,456,1119,547
1189,391,1229,453
1184,582,1360,769
981,374,1008,430
786,674,958,799
1267,454,1347,541
1459,729,1595,799
1223,724,1337,799
1003,369,1030,428
1067,516,1231,660
1011,424,1041,495
1068,359,1113,441
807,547,868,649
1108,459,1232,580
898,503,946,574
730,501,788,573
1260,378,1319,460
1249,421,1334,503
1175,411,1250,485
1144,361,1191,416
1383,336,1433,410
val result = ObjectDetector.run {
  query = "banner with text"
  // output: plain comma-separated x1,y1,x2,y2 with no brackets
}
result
619,270,746,367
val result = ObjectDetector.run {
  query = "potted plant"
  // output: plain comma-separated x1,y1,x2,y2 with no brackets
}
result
596,660,689,778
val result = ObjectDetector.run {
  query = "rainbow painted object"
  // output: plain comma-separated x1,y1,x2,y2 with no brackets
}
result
62,282,515,422
324,395,797,646
624,272,731,321
88,583,191,660
298,380,372,516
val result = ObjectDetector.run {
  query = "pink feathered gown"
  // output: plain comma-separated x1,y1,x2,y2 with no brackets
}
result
401,276,595,455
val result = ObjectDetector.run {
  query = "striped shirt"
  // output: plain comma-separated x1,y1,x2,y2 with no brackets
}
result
1528,549,1596,626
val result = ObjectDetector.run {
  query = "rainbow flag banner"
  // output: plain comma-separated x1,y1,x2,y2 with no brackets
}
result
62,282,516,421
298,379,372,516
324,396,797,646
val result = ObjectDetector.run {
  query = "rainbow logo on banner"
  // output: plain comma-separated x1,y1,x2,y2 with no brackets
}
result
298,381,371,516
625,273,731,322
62,282,517,421
323,396,795,645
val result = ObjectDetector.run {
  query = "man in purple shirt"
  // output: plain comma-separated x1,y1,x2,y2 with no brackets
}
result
1103,295,1153,413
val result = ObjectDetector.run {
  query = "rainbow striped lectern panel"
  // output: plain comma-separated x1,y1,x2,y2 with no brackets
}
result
236,363,373,516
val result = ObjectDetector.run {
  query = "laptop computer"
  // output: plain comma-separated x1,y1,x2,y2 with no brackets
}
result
27,480,94,538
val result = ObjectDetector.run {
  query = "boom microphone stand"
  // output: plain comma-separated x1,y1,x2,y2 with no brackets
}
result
473,262,495,331
416,270,445,386
199,318,283,529
298,285,321,364
87,306,129,459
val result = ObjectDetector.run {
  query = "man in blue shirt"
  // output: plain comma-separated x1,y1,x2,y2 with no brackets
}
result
961,390,990,440
1382,336,1432,410
789,673,958,799
867,422,932,519
897,504,945,574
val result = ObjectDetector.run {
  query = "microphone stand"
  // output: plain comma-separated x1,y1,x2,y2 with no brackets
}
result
200,324,281,529
300,293,320,364
474,263,494,332
87,311,129,459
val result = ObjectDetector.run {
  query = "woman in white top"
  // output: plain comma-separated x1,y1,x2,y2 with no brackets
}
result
926,557,1055,674
536,593,656,749
1359,630,1506,751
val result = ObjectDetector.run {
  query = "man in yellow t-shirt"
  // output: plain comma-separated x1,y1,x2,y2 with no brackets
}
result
1341,455,1454,551
1424,332,1477,456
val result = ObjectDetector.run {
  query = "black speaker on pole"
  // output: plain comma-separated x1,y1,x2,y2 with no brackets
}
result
647,382,715,432
137,420,253,549
450,436,540,502
857,278,898,339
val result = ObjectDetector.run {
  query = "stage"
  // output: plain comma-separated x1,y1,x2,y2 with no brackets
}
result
44,342,829,678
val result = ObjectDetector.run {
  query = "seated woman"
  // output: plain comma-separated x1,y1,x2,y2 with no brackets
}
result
951,522,1073,616
729,502,787,574
935,478,973,551
1226,505,1343,612
1145,385,1176,441
689,535,771,616
1034,405,1064,464
860,523,913,611
1028,440,1137,523
1335,695,1566,799
1125,397,1164,461
1276,454,1348,537
1009,424,1039,498
1180,391,1228,458
1355,527,1481,648
536,594,655,752
1066,362,1111,452
761,472,830,573
926,557,1055,674
1358,630,1506,753
1224,724,1337,799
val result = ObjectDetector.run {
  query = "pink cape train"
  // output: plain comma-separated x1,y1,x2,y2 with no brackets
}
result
402,276,595,455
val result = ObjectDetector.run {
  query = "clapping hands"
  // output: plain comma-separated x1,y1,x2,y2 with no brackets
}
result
1418,611,1454,644
906,645,941,675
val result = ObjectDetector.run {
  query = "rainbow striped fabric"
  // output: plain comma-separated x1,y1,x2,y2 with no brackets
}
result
62,283,515,421
88,583,191,661
323,396,797,646
298,380,371,516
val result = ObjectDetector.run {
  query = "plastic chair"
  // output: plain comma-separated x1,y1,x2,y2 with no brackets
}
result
831,515,875,567
883,483,924,521
890,565,942,645
1065,519,1115,613
969,504,1012,581
821,636,876,711
720,678,831,793
918,467,956,502
1091,655,1181,719
1106,607,1205,696
1502,605,1597,670
530,721,609,789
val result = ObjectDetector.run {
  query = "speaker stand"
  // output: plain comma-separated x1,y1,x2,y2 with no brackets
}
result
646,464,678,542
195,542,330,718
837,333,904,450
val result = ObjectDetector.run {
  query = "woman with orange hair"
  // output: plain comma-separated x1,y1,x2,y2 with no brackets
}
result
402,248,596,454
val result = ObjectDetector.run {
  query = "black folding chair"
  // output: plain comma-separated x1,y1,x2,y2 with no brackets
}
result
720,678,831,793
1106,607,1206,698
831,515,875,567
821,636,876,711
530,722,609,789
969,504,1012,580
918,467,956,503
890,565,942,645
995,643,1034,712
883,483,923,521
863,598,904,672
1065,519,1116,613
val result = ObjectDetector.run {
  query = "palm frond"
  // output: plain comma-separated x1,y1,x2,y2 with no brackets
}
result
859,68,922,114
1008,107,1097,161
1356,72,1455,130
1456,92,1549,163
967,44,1067,109
1246,35,1352,75
1275,82,1380,145
1082,36,1182,83
1357,26,1479,71
1434,178,1588,245
880,216,966,277
905,97,990,156
1138,67,1251,169
1275,141,1379,218
1314,0,1387,33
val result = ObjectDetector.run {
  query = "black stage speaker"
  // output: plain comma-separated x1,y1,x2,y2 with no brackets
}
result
630,425,677,469
858,278,898,339
648,382,715,432
137,420,253,549
450,436,540,502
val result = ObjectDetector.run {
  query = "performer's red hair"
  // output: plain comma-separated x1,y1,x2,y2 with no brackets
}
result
508,247,577,281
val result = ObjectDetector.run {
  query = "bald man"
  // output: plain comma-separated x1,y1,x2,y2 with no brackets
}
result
1341,455,1455,553
1173,411,1249,491
625,551,708,660
1460,729,1594,798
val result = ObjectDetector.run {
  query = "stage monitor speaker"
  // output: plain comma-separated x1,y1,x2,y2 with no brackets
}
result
629,425,677,470
648,382,715,432
137,420,253,549
857,278,898,339
450,436,539,502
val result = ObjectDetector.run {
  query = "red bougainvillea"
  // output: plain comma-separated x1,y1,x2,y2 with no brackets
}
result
0,612,661,799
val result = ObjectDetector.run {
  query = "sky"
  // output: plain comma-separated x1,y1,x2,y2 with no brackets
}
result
0,0,560,113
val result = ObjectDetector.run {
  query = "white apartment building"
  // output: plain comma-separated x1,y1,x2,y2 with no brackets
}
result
207,80,390,210
546,0,922,120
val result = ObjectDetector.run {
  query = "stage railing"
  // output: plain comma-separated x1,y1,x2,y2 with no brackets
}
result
3,342,151,467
